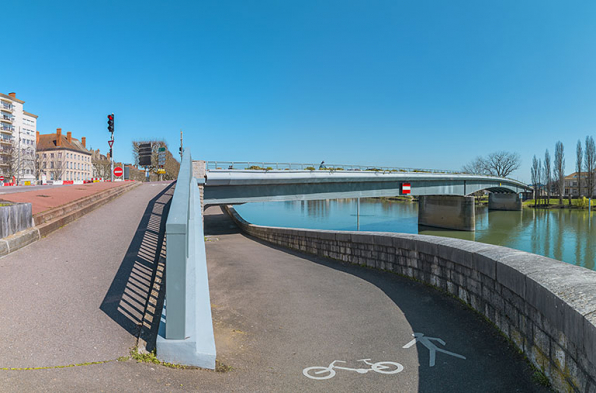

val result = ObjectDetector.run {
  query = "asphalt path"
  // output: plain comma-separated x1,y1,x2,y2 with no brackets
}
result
0,198,552,392
0,183,172,385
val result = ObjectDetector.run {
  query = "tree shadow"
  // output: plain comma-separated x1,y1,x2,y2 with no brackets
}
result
99,182,175,349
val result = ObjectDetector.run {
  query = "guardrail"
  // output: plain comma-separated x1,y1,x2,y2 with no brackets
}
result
205,161,528,185
206,161,461,174
156,149,216,368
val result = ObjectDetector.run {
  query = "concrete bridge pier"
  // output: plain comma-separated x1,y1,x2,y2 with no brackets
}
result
418,195,475,231
488,193,522,211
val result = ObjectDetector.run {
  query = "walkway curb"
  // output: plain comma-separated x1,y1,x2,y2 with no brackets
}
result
0,182,141,257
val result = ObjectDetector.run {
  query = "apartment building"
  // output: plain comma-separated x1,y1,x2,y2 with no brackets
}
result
36,129,92,182
0,92,38,183
564,172,596,197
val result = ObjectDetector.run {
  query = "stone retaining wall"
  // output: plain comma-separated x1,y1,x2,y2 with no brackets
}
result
224,206,596,392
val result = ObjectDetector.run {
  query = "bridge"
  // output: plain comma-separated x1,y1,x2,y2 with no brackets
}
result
201,163,532,232
153,150,595,393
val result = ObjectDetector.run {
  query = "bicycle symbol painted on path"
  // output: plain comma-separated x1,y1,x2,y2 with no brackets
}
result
303,359,404,380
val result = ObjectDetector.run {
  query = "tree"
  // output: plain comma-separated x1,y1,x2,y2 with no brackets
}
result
38,151,66,181
585,136,596,198
462,151,521,177
554,141,565,205
132,140,180,180
531,155,542,207
461,156,488,175
543,149,551,204
576,140,583,197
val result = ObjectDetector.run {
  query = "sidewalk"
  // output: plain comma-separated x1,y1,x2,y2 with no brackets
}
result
0,182,133,215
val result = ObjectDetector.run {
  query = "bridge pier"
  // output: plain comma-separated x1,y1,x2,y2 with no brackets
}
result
418,195,475,231
488,193,522,211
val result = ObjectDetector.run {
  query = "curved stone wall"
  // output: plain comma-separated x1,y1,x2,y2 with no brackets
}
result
224,206,596,392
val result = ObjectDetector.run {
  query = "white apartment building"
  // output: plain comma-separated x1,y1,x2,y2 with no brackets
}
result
0,92,38,183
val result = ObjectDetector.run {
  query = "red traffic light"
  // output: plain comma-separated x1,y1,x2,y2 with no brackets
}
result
108,114,114,120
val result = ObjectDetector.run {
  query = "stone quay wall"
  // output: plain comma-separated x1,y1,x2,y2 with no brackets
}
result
224,206,596,392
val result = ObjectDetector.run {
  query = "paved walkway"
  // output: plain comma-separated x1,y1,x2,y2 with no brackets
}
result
0,182,133,214
0,201,551,392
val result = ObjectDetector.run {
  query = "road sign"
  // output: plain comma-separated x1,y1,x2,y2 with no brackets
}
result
114,167,124,177
108,140,114,148
157,169,166,174
158,147,166,152
0,176,4,181
402,183,411,194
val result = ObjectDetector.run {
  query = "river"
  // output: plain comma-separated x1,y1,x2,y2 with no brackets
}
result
234,199,596,271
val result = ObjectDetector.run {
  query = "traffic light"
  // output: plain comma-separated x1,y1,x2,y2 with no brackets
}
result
107,114,114,133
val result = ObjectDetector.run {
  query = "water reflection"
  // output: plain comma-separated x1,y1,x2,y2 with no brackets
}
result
235,199,596,271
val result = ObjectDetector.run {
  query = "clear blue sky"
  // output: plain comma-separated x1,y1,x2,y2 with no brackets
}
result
3,0,596,182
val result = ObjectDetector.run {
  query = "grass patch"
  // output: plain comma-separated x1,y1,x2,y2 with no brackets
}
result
129,347,231,372
0,360,114,370
531,370,551,387
523,198,591,208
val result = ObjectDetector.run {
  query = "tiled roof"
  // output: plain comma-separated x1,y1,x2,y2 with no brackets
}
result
37,133,90,154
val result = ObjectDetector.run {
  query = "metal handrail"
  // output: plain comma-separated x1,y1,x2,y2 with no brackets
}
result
205,161,461,174
204,160,528,185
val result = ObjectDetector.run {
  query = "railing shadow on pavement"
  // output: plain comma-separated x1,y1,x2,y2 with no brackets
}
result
99,182,175,350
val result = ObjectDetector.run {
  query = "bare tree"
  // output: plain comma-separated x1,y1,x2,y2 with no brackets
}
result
576,140,583,198
554,141,565,205
544,149,551,204
461,156,488,175
462,151,521,177
132,140,180,180
39,151,66,181
585,136,596,199
531,155,542,207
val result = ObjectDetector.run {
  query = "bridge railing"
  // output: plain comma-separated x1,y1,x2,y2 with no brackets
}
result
205,161,528,187
206,160,461,174
156,148,216,368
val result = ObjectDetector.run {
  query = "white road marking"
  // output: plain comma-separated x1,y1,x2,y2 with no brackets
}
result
303,358,404,380
403,332,466,367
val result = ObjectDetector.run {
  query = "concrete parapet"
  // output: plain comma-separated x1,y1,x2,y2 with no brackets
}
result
0,202,33,238
224,205,596,393
488,193,522,211
157,152,216,369
418,195,475,231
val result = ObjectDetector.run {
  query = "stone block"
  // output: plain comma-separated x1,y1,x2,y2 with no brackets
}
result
446,281,458,296
584,311,596,377
533,324,551,360
509,325,525,352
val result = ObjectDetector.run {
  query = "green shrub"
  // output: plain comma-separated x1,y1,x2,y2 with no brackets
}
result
305,166,316,171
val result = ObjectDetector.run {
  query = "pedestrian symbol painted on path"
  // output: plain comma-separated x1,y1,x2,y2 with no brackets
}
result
403,333,466,367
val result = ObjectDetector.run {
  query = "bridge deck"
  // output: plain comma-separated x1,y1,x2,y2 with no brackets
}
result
203,169,531,205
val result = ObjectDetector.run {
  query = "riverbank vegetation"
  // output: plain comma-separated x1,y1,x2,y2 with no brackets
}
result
523,197,594,209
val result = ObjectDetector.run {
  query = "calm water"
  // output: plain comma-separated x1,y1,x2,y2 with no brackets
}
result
235,199,596,271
